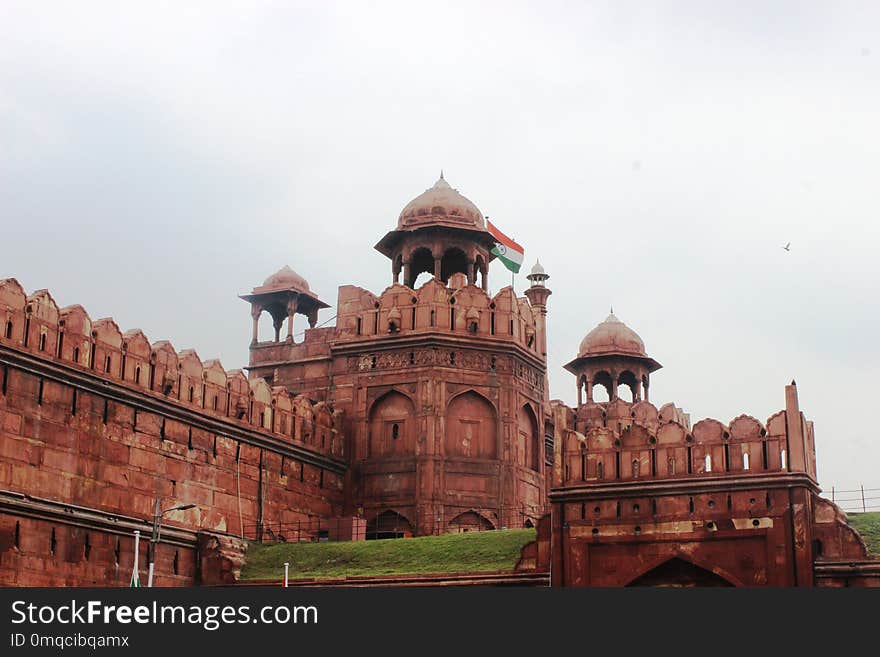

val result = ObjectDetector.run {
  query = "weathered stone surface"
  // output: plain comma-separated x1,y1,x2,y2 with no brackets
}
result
198,532,248,585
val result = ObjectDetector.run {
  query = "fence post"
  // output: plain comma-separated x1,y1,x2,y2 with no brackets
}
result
862,485,866,513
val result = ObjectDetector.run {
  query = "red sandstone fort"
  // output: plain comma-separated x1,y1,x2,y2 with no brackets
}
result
1,175,877,586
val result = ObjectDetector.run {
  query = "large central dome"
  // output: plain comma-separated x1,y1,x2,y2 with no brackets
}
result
397,173,485,230
578,312,647,358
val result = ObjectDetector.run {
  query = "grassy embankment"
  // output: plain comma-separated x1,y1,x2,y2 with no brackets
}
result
848,512,880,556
242,528,536,581
243,513,880,581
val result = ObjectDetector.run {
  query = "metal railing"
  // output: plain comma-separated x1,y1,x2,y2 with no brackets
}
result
827,485,880,513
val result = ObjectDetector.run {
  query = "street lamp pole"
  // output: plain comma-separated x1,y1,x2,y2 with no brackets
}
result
147,497,196,587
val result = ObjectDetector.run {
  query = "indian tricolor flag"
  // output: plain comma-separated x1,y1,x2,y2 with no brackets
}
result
487,220,524,274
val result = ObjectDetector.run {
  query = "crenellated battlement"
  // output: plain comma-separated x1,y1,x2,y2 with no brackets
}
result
557,396,814,486
0,278,344,460
334,276,541,355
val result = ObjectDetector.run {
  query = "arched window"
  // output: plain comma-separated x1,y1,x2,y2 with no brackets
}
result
617,371,637,402
408,247,435,288
135,366,141,384
104,355,112,373
742,451,750,470
781,449,787,469
4,321,12,339
38,333,46,351
704,454,712,472
440,247,468,283
591,371,613,402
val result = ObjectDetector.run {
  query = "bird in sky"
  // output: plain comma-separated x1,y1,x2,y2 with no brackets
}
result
782,242,791,251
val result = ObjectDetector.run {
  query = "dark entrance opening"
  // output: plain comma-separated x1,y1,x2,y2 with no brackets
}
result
625,557,735,587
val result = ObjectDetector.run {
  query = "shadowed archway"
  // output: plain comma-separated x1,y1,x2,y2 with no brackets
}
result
366,510,415,540
625,557,735,587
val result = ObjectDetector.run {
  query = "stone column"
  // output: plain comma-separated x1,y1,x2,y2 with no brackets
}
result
250,304,262,344
308,308,318,328
403,260,412,288
286,297,298,342
433,256,442,280
272,315,283,343
467,259,476,286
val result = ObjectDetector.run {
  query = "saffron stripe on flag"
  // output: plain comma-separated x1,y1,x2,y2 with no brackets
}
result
487,220,524,255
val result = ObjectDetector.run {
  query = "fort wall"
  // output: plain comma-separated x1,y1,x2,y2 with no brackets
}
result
544,388,877,587
0,278,345,586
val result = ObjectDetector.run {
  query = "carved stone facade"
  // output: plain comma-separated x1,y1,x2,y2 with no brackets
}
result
246,177,553,536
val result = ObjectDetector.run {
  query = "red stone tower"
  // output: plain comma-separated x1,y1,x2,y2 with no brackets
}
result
246,175,552,536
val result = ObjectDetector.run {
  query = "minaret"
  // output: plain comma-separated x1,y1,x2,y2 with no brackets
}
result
524,260,552,399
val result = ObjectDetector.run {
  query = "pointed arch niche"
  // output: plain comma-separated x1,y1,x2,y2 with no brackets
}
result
446,391,497,458
368,391,416,458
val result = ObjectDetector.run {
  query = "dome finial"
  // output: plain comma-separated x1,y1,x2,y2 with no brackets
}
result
440,169,444,180
610,305,614,315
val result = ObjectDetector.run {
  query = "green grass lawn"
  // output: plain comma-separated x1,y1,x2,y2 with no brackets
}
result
847,512,880,557
241,528,536,581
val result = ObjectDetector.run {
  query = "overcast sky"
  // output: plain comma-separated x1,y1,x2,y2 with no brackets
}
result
1,1,877,502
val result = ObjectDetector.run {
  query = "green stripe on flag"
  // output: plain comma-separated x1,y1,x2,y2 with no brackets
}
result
492,248,522,274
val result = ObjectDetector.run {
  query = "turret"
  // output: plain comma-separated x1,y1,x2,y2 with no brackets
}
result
374,173,498,290
564,311,661,405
